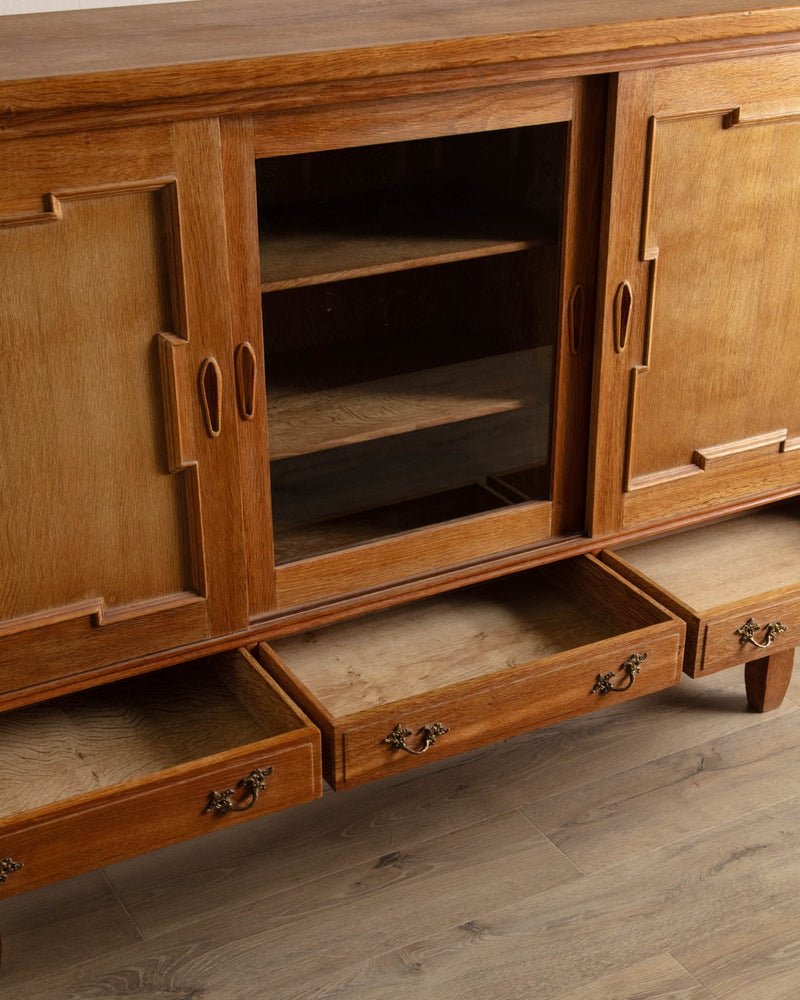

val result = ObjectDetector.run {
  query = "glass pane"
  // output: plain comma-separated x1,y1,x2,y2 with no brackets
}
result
256,125,567,563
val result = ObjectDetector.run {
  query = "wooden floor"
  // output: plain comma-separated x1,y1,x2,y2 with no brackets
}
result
3,655,800,999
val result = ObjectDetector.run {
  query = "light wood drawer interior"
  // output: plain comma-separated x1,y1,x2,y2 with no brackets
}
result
260,556,684,787
0,649,322,899
603,500,800,675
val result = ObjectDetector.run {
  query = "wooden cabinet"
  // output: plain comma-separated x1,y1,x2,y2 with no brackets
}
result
0,120,249,698
2,0,800,931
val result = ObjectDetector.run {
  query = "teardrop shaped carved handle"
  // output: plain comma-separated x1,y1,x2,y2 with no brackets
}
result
568,284,585,354
0,858,23,883
592,653,647,695
199,357,222,438
614,281,633,353
384,722,450,755
234,342,257,421
204,766,273,816
736,618,787,649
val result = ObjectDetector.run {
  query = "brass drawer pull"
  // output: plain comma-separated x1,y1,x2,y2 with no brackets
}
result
0,858,23,883
592,653,647,695
384,722,450,755
204,766,273,816
736,618,788,649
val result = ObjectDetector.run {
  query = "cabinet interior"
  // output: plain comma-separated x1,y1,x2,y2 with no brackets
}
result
256,124,567,563
611,500,800,612
0,653,300,823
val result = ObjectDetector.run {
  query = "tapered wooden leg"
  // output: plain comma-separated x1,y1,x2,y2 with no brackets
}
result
744,649,794,712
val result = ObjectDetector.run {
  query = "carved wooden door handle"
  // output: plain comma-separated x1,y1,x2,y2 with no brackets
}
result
614,280,633,352
234,342,257,421
199,357,222,437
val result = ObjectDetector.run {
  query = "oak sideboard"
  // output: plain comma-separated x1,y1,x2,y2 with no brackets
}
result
3,0,800,954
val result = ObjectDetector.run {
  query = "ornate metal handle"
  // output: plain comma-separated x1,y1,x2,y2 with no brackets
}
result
384,722,450,755
735,618,787,649
0,858,23,883
592,653,647,695
204,766,273,816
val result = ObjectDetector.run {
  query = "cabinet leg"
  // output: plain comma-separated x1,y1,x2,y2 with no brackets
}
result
744,649,794,713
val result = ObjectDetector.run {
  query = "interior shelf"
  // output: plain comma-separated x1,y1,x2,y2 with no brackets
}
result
270,406,550,527
267,344,552,460
259,185,555,291
272,480,515,564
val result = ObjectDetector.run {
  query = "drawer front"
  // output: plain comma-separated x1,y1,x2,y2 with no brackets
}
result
697,592,800,675
337,624,683,787
0,735,320,900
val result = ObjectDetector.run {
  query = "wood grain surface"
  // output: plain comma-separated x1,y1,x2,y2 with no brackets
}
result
268,562,640,716
267,348,549,460
2,0,800,123
0,659,282,821
611,503,800,612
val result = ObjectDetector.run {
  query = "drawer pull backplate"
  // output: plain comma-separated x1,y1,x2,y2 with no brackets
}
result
204,766,273,817
736,618,788,649
592,653,647,695
384,722,450,755
0,857,23,883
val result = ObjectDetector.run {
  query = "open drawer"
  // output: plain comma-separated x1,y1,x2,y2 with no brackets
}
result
602,501,800,677
0,649,321,900
258,556,685,788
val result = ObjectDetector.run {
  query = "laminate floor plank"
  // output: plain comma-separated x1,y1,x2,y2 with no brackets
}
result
0,870,142,977
299,795,800,1000
554,954,716,999
675,916,800,1000
102,666,789,936
522,708,800,873
0,810,579,999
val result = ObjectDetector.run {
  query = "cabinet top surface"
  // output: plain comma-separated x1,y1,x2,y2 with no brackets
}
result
2,0,800,82
2,0,800,133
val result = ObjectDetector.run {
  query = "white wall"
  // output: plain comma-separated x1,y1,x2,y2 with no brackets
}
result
0,0,196,13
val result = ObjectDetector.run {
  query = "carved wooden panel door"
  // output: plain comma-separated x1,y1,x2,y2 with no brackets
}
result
0,120,248,698
590,53,800,535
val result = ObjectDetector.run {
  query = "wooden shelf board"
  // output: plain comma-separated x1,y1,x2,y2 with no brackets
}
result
270,408,550,528
273,480,517,564
259,187,554,290
267,345,552,460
